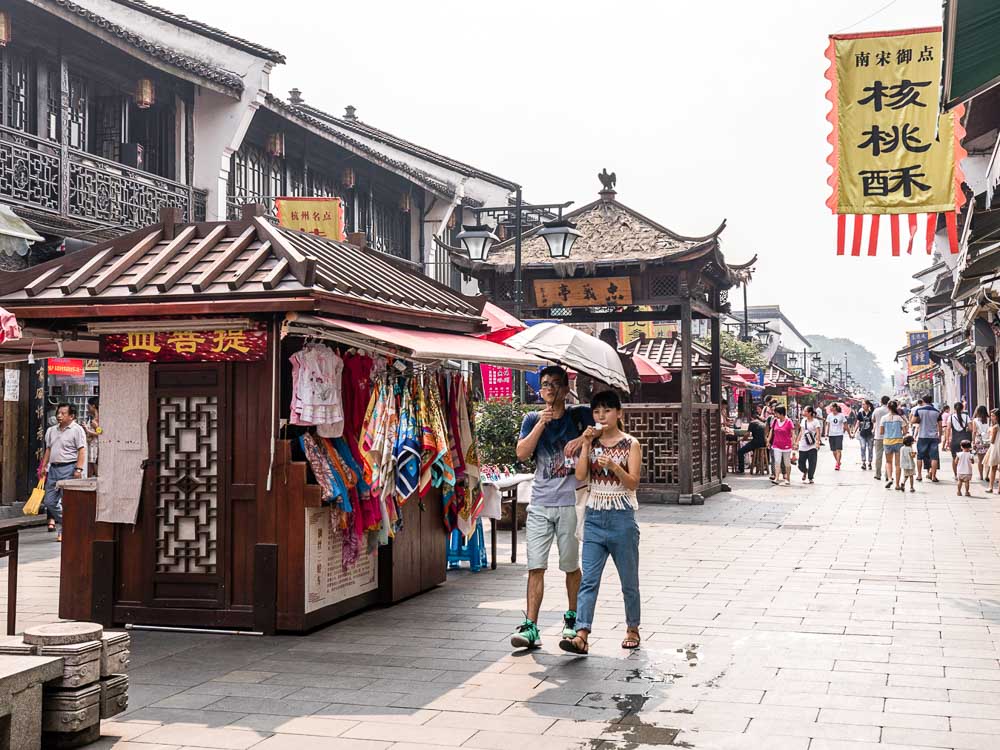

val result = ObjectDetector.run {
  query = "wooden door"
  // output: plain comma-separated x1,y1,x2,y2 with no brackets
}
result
144,364,229,613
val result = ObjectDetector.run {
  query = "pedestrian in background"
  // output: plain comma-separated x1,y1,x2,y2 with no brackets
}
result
984,409,1000,493
853,400,875,470
40,403,87,543
825,403,848,471
900,435,916,492
955,440,974,497
948,402,972,481
872,396,890,480
912,396,942,482
768,405,794,487
795,405,822,484
973,405,990,481
880,400,906,491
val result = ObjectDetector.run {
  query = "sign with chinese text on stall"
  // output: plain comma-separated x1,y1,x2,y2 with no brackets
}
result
101,324,267,363
533,277,632,308
826,27,967,256
275,197,345,241
47,358,85,377
906,330,931,373
480,364,513,400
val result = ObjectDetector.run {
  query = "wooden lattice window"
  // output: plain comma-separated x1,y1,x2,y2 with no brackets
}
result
650,274,678,298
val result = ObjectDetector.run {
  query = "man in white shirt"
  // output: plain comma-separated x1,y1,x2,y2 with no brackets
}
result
871,396,890,480
40,403,87,543
825,402,848,471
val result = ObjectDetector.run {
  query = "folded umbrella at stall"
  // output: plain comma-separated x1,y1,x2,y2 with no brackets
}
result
502,322,630,393
632,353,672,384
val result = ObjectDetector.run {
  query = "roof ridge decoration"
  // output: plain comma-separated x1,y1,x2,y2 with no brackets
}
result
293,101,518,191
45,0,244,93
106,0,285,62
262,94,456,199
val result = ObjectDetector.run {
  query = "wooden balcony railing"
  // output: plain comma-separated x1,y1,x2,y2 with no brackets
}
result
0,124,196,230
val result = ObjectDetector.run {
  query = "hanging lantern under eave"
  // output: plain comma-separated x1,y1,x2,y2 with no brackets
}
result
456,224,500,262
342,166,356,189
537,219,582,259
266,131,285,158
135,78,155,109
0,11,11,47
399,192,411,213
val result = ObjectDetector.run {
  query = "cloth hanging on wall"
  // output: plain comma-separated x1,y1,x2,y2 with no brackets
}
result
95,362,150,524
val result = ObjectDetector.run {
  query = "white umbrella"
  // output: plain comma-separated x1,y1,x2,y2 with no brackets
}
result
503,322,630,393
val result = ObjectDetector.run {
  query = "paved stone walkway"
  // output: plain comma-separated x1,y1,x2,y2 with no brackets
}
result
1,455,999,749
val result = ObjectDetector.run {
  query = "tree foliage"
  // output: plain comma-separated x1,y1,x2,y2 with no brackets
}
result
698,331,767,371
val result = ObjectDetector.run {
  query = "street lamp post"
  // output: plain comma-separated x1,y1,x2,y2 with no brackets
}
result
455,189,578,400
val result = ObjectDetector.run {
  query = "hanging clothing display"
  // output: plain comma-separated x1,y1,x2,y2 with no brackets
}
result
289,337,486,571
95,362,150,524
290,342,345,437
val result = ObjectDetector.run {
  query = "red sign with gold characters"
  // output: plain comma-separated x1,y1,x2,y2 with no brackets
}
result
47,358,85,377
101,324,267,363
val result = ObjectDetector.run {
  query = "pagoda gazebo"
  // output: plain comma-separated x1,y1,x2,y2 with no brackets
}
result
451,179,755,503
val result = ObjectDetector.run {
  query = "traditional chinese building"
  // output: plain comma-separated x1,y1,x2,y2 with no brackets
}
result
452,180,756,502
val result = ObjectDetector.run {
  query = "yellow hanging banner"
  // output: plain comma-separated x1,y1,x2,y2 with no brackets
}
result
826,28,964,215
275,197,345,241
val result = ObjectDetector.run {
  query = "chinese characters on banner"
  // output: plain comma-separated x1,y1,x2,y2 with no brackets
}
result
47,358,85,377
906,330,931,374
825,27,966,256
533,277,633,308
275,197,346,241
480,364,513,400
101,324,267,362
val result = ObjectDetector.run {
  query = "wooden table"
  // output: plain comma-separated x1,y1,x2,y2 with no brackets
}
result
0,522,19,635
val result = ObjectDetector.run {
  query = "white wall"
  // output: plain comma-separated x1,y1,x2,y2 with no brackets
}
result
71,0,274,219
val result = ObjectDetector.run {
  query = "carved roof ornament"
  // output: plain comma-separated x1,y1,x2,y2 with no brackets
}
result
598,168,617,191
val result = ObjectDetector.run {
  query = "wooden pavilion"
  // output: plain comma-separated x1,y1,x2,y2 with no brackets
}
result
452,179,756,503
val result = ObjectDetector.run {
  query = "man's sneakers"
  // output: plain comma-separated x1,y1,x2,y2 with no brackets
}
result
510,619,541,649
563,611,577,639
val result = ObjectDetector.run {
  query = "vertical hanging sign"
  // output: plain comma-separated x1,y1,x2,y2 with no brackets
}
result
825,27,967,256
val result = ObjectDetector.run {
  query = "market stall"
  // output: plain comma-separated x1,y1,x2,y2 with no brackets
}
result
0,205,541,633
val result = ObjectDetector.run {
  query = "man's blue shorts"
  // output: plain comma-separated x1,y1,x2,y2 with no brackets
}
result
916,437,939,465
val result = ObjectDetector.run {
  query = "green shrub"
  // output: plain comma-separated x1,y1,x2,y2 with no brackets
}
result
475,398,535,472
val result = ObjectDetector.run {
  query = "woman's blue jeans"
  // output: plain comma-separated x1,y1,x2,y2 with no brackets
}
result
575,507,641,633
858,434,874,464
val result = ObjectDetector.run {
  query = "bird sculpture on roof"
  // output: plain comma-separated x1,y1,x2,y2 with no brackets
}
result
598,168,617,191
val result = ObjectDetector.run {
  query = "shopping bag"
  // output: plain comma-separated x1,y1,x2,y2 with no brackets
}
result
23,478,45,515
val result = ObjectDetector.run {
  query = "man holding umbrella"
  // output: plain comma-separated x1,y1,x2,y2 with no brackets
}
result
510,365,595,650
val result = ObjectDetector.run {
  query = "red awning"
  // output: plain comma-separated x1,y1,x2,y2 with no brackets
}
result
633,353,672,384
734,363,757,381
286,314,548,370
482,302,525,335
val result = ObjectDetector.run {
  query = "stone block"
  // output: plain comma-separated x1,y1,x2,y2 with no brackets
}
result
99,674,128,719
23,623,102,647
100,632,130,678
37,642,101,690
42,682,100,733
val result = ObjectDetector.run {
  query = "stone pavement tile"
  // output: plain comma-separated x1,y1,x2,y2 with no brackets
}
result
96,720,162,741
835,659,944,677
390,693,512,715
761,692,883,711
424,710,555,735
127,684,189,709
261,673,378,690
818,707,949,730
126,726,267,749
502,701,624,723
462,730,592,750
282,688,407,707
341,721,477,746
249,737,389,750
200,696,329,716
87,742,180,750
946,666,1000,680
152,692,224,710
226,715,358,736
187,682,301,699
886,698,1000,718
119,707,248,727
810,742,952,750
881,728,999,750
827,683,947,701
695,701,819,722
213,671,278,684
745,718,880,742
950,716,1000,734
666,687,764,704
670,729,810,750
311,705,438,725
949,689,1000,705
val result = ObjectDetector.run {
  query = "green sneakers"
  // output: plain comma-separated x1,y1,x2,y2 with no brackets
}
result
510,618,541,649
562,610,578,638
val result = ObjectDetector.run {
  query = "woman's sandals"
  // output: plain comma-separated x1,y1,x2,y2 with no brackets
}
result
559,633,589,655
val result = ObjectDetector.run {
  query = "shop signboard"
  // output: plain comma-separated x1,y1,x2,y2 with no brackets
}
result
480,364,513,400
47,358,85,377
101,324,268,363
825,27,966,254
276,197,345,241
533,277,632,308
3,368,18,402
305,508,378,613
906,330,930,372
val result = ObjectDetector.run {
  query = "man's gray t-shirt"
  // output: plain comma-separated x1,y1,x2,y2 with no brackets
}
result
45,422,86,465
871,405,889,441
519,405,594,507
914,404,942,439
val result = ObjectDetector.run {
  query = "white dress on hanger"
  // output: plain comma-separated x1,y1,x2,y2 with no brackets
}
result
291,343,345,436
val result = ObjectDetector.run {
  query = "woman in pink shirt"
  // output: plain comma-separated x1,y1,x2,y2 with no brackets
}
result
767,405,795,486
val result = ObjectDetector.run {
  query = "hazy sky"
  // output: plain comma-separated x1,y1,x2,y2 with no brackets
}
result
169,0,942,374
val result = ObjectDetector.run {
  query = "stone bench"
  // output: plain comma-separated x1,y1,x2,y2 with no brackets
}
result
0,654,65,749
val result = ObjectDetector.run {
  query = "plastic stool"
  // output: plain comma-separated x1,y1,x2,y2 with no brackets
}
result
447,518,488,572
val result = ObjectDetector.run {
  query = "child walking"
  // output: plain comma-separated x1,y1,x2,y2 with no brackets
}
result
900,435,916,492
955,440,974,497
